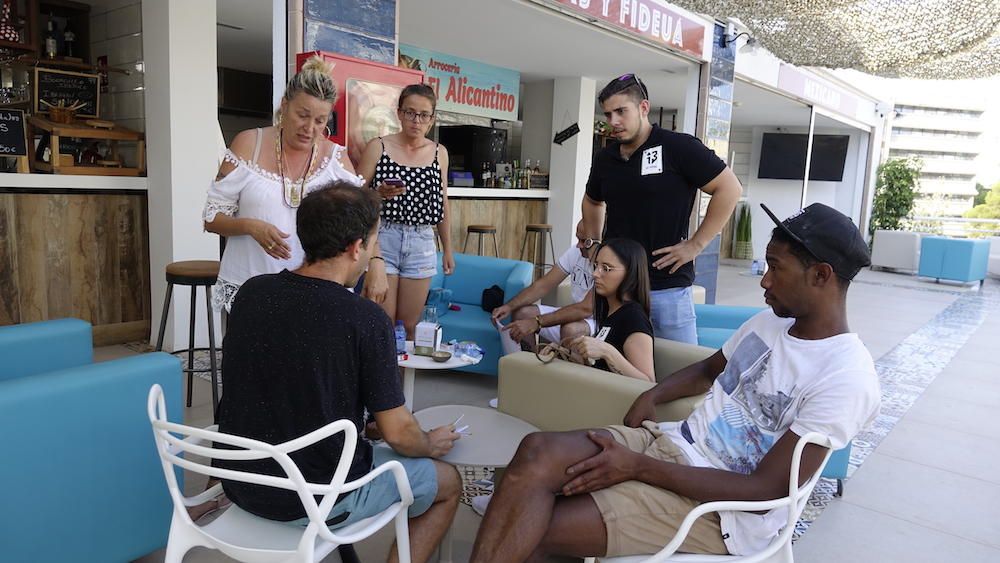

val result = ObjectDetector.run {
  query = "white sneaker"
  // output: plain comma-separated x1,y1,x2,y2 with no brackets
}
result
471,494,492,516
488,397,498,409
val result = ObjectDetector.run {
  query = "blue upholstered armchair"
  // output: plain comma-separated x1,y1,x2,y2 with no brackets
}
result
0,319,183,563
427,253,533,376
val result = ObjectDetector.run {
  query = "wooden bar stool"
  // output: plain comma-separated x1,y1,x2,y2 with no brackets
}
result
463,224,500,257
520,223,556,276
154,260,221,418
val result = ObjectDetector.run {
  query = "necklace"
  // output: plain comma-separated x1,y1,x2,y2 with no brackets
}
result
275,129,317,208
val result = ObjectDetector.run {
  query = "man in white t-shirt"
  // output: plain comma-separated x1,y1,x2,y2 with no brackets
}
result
470,203,881,562
492,220,598,352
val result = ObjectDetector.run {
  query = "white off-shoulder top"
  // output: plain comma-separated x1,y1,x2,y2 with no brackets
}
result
202,140,364,311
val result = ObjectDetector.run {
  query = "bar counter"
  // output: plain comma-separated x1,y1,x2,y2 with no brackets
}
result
1,174,151,345
444,188,550,261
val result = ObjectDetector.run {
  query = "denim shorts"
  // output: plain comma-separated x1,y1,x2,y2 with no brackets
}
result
289,445,438,530
378,222,438,279
649,286,697,344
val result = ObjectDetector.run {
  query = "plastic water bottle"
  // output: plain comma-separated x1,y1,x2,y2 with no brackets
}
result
394,320,406,355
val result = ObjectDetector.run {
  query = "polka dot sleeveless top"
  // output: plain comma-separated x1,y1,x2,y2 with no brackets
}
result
372,139,445,226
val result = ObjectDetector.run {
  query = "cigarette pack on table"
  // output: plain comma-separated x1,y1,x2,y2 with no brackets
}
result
414,321,442,356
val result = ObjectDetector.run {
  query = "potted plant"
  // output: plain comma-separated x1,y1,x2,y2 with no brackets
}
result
869,158,921,236
733,203,753,259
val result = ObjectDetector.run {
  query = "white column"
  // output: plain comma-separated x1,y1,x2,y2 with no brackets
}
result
547,77,596,251
143,0,221,350
272,0,288,110
677,65,701,135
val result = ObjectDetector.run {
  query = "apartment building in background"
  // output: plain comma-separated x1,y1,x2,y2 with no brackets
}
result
886,93,988,217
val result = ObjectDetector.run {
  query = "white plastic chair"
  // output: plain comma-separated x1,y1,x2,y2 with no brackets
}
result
586,432,834,563
147,384,414,563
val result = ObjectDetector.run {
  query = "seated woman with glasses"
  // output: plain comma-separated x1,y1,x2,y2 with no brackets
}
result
357,84,455,342
539,238,655,381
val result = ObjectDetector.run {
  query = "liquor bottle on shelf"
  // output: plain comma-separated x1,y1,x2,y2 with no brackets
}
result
44,13,58,58
64,21,76,58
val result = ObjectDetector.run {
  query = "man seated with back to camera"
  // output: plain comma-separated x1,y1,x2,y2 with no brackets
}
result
468,203,881,562
215,182,461,563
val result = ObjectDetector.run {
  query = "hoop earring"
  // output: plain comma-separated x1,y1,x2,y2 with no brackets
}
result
325,125,332,137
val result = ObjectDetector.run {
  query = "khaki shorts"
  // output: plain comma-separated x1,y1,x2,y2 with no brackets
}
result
590,421,728,557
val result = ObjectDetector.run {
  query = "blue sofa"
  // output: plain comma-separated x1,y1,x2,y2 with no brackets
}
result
918,236,990,284
428,253,533,376
695,304,766,349
0,319,182,563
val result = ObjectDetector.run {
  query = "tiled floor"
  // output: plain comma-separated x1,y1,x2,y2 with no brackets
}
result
120,265,1000,562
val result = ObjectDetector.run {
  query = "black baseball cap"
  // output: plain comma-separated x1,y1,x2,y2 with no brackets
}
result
761,203,871,280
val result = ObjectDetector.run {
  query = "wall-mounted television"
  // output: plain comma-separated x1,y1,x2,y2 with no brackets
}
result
758,133,850,181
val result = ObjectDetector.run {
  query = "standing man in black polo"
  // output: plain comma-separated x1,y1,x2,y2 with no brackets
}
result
582,74,742,343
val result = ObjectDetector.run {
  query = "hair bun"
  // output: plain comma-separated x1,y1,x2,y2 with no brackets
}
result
300,56,334,77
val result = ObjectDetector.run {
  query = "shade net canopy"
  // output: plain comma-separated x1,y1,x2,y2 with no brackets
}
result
673,0,1000,79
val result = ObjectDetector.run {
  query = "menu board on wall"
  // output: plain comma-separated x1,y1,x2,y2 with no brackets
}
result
398,44,520,122
0,109,28,157
34,68,101,118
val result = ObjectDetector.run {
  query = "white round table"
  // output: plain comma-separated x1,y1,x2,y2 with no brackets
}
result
414,405,540,562
399,341,480,411
413,405,540,466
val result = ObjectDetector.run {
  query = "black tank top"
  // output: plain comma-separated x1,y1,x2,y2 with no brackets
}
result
372,139,445,226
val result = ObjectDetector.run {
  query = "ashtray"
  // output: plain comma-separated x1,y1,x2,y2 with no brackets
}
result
431,351,452,363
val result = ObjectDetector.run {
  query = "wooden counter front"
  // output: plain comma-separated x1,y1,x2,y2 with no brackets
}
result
444,197,548,261
0,189,151,345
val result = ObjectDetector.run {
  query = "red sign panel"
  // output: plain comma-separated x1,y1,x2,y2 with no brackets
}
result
555,0,706,59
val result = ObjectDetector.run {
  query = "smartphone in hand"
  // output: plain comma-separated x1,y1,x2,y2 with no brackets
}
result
384,177,406,190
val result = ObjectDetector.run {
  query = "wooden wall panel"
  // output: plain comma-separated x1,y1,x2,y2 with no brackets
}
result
14,196,47,322
445,198,548,261
0,191,151,345
0,195,20,325
45,196,72,319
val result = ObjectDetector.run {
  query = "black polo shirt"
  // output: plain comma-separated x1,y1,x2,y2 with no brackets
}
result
586,126,726,290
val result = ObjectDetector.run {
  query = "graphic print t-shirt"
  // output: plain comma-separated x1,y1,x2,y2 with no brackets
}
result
659,310,880,555
555,246,594,304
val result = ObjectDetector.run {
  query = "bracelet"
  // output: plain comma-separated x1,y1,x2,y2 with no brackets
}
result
370,256,385,262
534,315,543,333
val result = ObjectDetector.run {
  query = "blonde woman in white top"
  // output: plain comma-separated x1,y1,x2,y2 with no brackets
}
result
203,56,364,311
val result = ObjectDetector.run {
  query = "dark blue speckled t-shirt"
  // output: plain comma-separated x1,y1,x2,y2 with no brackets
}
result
215,269,404,521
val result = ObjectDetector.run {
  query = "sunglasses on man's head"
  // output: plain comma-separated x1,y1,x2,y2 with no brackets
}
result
612,73,649,100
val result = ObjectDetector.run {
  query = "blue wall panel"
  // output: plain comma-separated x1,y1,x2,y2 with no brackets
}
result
304,21,395,65
306,0,396,39
303,0,396,64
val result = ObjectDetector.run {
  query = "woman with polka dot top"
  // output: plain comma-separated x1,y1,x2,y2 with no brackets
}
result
357,84,455,340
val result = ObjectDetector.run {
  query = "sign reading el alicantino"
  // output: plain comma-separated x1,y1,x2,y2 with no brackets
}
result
555,0,706,59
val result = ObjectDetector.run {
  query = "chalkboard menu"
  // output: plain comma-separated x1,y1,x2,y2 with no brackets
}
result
0,109,28,157
34,68,101,118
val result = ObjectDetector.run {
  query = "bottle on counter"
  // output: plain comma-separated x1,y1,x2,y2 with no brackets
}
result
481,161,492,188
44,13,57,59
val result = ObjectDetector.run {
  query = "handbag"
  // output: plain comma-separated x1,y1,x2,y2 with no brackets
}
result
481,284,505,312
